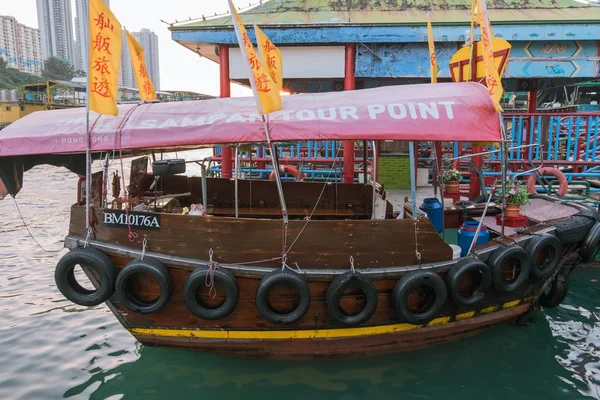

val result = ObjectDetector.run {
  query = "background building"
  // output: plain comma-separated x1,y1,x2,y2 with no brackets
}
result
0,16,19,70
17,23,43,76
0,15,43,76
36,0,74,64
118,29,133,89
119,28,160,90
74,0,109,72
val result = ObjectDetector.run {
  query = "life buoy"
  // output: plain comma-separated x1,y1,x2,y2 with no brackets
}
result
54,247,117,306
115,257,173,314
524,233,562,280
392,270,447,325
255,270,311,324
539,269,569,308
487,245,531,293
326,271,378,326
527,167,568,197
578,222,600,263
183,266,239,320
269,165,299,181
445,258,492,306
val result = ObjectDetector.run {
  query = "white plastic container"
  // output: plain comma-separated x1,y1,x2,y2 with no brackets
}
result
417,168,429,186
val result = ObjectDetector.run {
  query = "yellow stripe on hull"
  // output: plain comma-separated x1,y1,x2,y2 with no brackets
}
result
129,298,533,341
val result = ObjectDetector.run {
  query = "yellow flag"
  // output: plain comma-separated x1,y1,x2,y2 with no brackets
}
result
477,0,503,111
227,0,282,114
126,30,156,101
426,12,438,84
88,0,122,116
254,25,282,94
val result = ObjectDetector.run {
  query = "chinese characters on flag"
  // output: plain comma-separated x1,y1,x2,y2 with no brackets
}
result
477,0,503,111
426,12,438,84
126,30,156,101
255,25,282,94
88,0,122,116
227,0,282,114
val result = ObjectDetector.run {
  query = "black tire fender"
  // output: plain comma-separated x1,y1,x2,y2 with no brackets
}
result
555,216,595,245
54,247,116,306
539,270,569,308
445,258,492,306
255,270,311,325
183,266,239,320
393,270,447,325
579,222,600,263
326,271,379,326
115,257,173,314
524,233,562,280
487,245,531,293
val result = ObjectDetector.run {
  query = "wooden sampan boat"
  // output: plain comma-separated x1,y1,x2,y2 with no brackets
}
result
1,82,598,358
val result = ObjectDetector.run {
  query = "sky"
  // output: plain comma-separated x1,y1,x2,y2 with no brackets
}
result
5,0,254,96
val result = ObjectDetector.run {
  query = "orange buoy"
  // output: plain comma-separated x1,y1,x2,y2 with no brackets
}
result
527,167,569,197
269,165,300,181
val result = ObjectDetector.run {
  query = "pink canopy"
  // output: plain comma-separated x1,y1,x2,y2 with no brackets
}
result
0,82,500,157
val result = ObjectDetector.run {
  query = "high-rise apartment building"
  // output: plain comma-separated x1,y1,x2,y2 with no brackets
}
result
0,15,43,76
120,28,160,91
36,0,75,63
74,0,109,72
17,23,43,76
119,29,133,89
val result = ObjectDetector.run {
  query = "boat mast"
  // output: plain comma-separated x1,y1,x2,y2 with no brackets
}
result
408,141,418,222
500,114,508,239
85,54,91,243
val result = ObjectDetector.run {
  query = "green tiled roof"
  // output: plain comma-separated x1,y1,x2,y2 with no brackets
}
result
170,0,600,29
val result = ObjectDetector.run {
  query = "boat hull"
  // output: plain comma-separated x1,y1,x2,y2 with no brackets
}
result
130,303,529,359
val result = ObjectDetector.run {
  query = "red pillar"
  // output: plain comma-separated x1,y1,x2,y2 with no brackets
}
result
527,89,538,114
219,44,233,179
343,43,356,184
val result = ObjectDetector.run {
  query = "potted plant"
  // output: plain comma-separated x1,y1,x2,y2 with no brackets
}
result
505,182,530,217
443,169,462,194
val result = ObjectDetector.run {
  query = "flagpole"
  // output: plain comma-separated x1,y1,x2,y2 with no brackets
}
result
227,1,288,228
85,52,91,238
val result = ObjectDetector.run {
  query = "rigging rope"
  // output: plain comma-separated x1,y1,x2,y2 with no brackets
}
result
285,144,343,255
12,197,63,254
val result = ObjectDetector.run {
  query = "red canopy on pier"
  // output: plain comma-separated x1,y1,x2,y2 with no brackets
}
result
0,82,500,158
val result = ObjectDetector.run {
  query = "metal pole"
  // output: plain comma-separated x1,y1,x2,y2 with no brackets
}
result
262,116,288,226
500,115,508,239
234,146,239,218
201,164,208,213
409,141,418,221
102,153,109,208
371,140,377,220
362,140,368,184
85,70,91,233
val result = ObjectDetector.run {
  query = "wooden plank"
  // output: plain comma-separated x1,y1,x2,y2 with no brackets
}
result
72,206,453,268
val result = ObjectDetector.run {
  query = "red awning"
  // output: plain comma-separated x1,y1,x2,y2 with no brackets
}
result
0,82,500,157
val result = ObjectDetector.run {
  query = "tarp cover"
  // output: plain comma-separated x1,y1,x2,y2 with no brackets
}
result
0,82,500,158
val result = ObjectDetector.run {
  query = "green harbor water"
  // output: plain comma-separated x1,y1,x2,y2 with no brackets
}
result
1,164,599,400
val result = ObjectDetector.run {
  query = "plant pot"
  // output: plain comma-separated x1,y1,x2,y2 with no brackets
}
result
505,203,521,218
445,180,459,194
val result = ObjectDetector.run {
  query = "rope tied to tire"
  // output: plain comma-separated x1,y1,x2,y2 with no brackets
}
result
349,256,355,273
280,254,302,274
413,220,422,267
205,248,220,298
140,238,148,260
84,226,92,248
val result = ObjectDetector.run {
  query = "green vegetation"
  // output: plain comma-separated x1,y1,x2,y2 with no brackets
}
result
42,57,86,81
0,58,44,90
